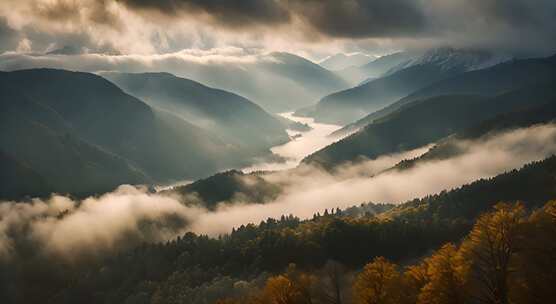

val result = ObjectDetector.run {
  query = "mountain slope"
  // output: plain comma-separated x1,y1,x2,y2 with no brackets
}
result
0,150,52,200
167,170,281,209
297,64,463,124
338,54,556,135
335,51,415,85
385,48,509,76
259,52,349,108
0,83,150,197
175,52,349,112
385,155,556,221
299,48,510,125
103,72,289,150
397,99,556,170
319,53,375,71
0,52,349,113
44,155,556,304
304,82,556,168
0,69,249,198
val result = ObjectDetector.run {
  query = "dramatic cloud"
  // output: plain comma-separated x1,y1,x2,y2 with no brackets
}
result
120,0,291,28
2,124,556,261
0,0,554,57
289,0,426,38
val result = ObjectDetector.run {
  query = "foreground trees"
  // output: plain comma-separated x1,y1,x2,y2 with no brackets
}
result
353,257,401,304
218,201,556,304
416,243,468,304
460,203,525,304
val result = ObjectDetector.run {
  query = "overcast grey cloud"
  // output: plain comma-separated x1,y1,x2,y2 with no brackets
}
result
0,0,555,58
121,0,291,28
289,0,426,38
0,17,20,53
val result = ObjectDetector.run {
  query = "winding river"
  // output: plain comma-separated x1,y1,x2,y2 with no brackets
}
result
242,112,342,172
156,113,341,190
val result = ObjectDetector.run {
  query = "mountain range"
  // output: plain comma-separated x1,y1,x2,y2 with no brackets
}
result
103,72,289,151
303,81,556,168
3,49,556,304
0,51,349,113
0,69,260,198
319,53,376,71
335,53,556,136
297,48,509,125
334,51,416,85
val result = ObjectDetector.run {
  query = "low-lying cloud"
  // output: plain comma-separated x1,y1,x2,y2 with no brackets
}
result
0,186,205,261
2,124,556,261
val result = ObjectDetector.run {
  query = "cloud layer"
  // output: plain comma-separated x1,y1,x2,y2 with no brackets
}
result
0,0,555,57
2,123,556,261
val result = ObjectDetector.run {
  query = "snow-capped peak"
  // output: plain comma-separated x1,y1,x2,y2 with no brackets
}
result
386,47,512,75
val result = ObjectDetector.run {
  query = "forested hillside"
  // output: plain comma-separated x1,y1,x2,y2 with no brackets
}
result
2,2,556,304
218,201,556,304
166,170,281,209
0,69,250,199
300,48,507,125
338,54,556,135
306,82,556,168
3,155,555,304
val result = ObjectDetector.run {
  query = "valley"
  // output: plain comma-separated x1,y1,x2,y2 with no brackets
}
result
1,2,556,303
242,112,343,172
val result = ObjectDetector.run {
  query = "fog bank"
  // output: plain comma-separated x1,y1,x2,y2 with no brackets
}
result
2,124,556,260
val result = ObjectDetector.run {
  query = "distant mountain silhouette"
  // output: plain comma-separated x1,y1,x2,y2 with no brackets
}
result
335,53,556,136
103,72,289,151
161,52,349,113
303,81,556,168
319,53,375,71
299,48,510,125
297,64,462,125
0,69,254,199
335,51,415,84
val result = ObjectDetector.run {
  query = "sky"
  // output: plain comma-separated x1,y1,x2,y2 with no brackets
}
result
0,0,555,61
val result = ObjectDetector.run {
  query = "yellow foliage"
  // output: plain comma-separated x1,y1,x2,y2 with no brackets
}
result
353,256,401,304
417,243,469,304
459,202,526,304
261,265,314,304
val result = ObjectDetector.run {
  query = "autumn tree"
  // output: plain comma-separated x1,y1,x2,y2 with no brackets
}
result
417,243,469,304
511,200,556,303
353,257,401,304
460,203,526,304
259,264,314,304
313,260,349,304
400,260,429,304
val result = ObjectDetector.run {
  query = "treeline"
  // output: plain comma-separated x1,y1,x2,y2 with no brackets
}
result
48,157,556,304
44,208,466,304
217,201,556,304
